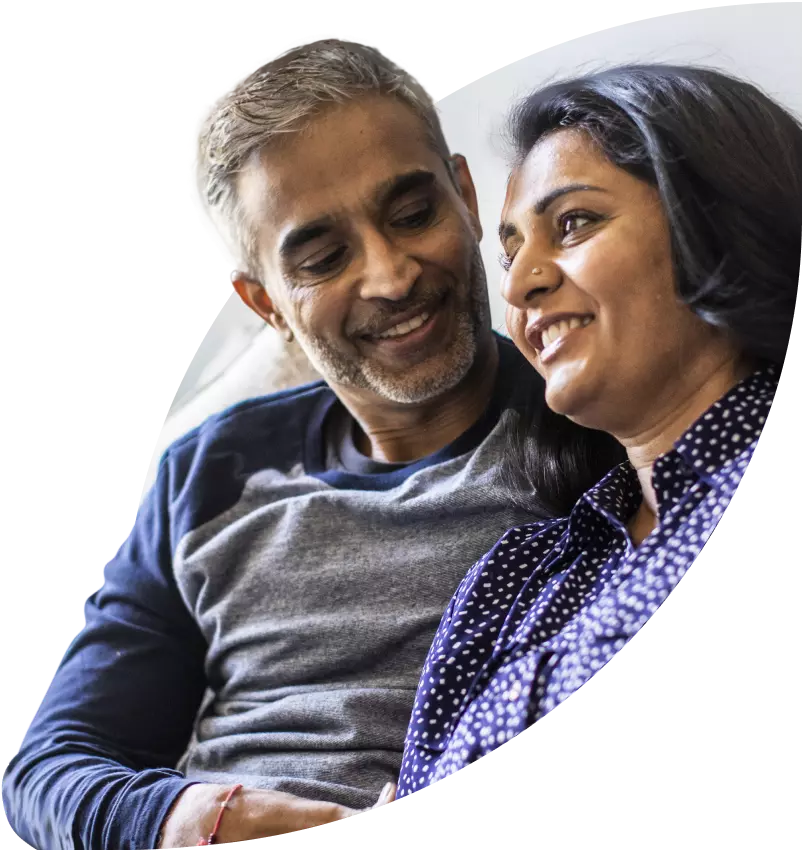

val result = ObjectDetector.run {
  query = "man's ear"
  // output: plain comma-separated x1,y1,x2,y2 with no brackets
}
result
231,273,294,341
449,154,483,242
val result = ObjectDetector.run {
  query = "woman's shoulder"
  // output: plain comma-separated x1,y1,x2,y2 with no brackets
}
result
455,517,569,596
496,516,568,546
422,515,570,679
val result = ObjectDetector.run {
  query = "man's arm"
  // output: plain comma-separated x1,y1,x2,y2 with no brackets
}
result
2,455,208,850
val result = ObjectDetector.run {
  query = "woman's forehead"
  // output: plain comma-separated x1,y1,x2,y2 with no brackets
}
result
502,129,640,221
520,131,607,186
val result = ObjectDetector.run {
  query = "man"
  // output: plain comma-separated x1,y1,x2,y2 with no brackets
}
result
4,40,551,850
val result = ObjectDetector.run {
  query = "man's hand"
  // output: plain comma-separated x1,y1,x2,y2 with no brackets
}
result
158,784,358,847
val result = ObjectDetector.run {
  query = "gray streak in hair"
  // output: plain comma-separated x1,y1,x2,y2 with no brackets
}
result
197,39,451,278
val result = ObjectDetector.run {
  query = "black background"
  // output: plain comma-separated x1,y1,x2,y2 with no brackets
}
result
0,18,808,846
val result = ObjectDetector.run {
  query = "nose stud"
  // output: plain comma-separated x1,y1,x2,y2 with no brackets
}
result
531,267,543,276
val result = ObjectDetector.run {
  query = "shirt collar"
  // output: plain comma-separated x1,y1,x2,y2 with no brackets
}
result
570,365,778,532
672,365,778,490
568,462,641,541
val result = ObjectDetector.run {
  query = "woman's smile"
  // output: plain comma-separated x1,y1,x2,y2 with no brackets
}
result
525,312,596,363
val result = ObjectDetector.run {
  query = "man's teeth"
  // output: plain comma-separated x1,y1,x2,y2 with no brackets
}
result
376,311,431,339
541,315,593,349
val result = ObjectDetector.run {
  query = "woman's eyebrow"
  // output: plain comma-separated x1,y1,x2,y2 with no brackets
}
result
499,183,608,245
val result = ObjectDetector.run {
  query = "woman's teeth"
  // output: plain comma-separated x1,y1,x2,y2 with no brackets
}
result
541,315,593,349
376,310,431,339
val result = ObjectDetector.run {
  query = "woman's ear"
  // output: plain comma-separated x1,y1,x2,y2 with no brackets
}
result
450,154,483,242
231,273,294,341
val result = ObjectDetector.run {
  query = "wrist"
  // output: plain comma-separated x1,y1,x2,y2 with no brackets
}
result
158,783,237,849
197,783,243,845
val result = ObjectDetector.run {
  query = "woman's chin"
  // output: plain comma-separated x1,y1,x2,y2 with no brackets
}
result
543,366,595,421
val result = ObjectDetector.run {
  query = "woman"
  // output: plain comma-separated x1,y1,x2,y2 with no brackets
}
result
397,64,800,795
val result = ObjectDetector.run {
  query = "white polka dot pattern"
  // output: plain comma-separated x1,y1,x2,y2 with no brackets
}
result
398,367,778,796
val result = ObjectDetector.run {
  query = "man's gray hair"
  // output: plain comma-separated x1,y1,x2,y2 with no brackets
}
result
198,39,451,278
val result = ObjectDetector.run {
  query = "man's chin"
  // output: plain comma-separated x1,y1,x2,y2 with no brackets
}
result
360,338,478,405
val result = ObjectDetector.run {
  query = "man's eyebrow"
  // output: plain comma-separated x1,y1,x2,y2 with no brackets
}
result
374,170,437,207
278,172,437,258
279,219,335,258
498,183,607,245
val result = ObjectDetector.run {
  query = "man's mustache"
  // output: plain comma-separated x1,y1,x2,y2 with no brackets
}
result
348,287,451,337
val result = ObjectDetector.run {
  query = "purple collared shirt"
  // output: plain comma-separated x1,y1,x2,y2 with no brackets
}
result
398,367,778,795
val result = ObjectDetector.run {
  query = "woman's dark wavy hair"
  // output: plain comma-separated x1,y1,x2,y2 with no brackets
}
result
503,64,801,516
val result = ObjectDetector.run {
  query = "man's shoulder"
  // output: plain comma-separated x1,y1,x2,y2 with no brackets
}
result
492,332,543,397
493,332,531,370
156,379,334,507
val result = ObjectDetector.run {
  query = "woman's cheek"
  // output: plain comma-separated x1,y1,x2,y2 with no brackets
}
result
505,304,533,357
503,302,518,336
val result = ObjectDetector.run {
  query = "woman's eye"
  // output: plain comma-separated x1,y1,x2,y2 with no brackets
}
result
559,211,599,239
390,201,435,229
300,245,348,276
498,251,514,271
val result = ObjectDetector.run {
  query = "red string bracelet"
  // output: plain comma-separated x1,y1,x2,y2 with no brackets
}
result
197,784,243,846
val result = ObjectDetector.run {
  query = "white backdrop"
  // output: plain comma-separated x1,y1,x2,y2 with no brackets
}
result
153,0,808,501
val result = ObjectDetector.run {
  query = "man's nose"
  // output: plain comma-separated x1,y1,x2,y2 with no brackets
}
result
357,231,421,302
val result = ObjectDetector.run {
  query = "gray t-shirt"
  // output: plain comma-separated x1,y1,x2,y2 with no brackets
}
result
3,337,548,850
171,347,542,807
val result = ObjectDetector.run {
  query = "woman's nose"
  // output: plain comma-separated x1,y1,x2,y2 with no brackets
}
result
500,256,560,309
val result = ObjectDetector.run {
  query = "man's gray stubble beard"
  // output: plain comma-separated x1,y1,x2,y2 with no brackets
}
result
299,249,491,404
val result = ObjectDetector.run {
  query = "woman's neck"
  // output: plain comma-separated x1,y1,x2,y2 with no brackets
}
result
621,353,750,545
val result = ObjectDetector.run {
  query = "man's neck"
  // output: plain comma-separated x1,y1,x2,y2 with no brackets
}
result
333,336,500,464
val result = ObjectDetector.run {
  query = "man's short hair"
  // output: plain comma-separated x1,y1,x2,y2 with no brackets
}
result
197,39,452,278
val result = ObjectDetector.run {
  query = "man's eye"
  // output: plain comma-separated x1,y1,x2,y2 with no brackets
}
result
390,201,435,229
300,245,348,275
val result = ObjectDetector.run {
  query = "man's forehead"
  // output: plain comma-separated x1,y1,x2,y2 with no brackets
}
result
236,96,447,238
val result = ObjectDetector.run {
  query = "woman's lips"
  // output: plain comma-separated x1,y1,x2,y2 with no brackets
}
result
525,311,595,352
539,318,594,364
